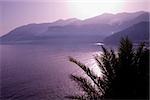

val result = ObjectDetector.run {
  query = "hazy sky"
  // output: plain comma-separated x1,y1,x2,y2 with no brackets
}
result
0,0,149,36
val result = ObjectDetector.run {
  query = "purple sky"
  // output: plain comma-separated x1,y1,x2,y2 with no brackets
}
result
0,0,149,36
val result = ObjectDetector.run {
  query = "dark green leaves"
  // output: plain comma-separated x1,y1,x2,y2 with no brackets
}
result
66,37,149,99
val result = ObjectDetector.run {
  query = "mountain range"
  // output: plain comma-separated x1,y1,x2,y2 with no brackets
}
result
0,11,149,44
104,21,149,45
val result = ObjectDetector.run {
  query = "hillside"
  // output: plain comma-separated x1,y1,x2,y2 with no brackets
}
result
0,11,149,44
103,21,149,45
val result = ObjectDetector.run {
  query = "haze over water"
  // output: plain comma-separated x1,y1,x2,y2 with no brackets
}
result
0,0,149,100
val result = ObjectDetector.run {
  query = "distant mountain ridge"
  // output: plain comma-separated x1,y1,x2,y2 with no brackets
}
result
103,21,149,45
0,11,149,44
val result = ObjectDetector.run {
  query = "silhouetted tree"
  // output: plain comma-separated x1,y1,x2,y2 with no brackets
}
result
66,37,149,100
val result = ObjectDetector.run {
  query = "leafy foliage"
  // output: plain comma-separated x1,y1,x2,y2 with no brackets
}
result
66,37,149,100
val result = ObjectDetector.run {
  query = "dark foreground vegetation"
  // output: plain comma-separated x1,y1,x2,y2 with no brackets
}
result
66,37,149,100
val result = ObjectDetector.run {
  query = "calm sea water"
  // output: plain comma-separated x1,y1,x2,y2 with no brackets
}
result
0,43,101,100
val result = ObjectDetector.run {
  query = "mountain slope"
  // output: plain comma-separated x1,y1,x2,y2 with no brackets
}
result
103,21,149,45
0,18,81,41
0,11,149,44
82,11,146,25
